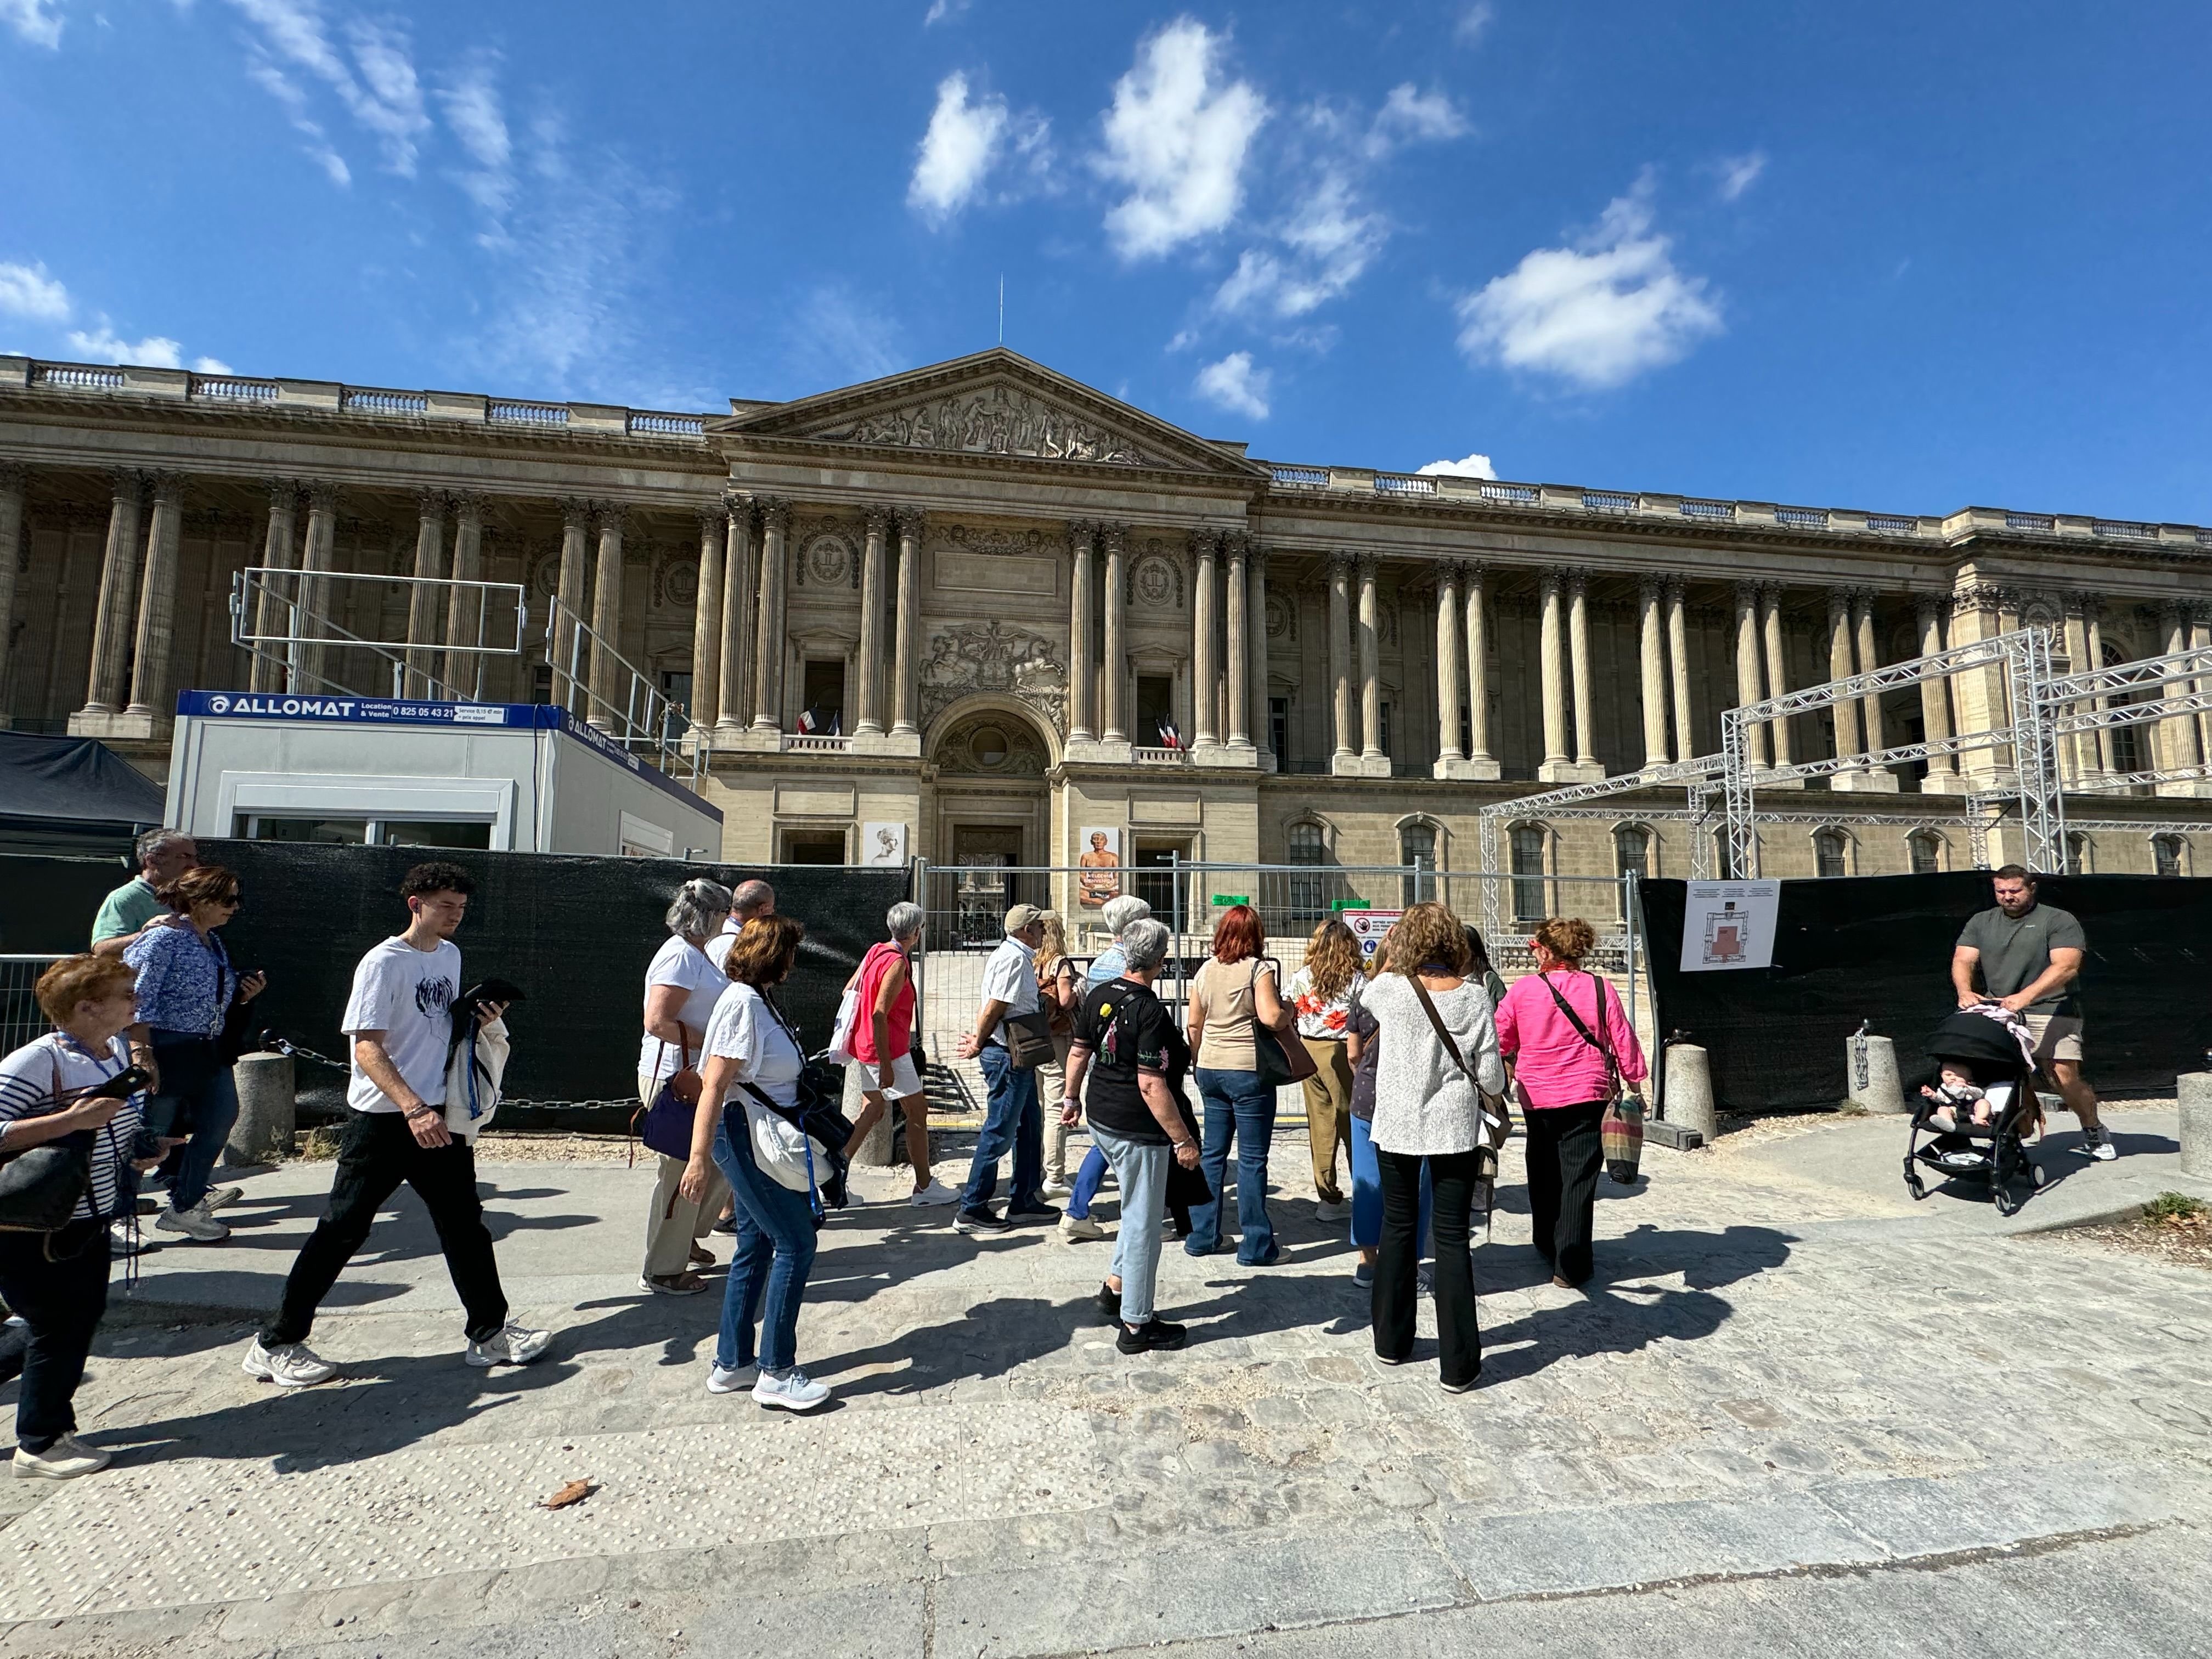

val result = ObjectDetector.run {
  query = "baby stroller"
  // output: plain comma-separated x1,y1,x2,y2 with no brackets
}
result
1903,1007,2050,1216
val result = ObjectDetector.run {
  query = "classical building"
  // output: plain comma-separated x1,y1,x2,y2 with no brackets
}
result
2,347,2206,903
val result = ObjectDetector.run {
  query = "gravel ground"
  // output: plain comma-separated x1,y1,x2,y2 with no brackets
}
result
2045,1205,2212,1272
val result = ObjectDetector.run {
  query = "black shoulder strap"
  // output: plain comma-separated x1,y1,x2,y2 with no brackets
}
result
1409,975,1475,1085
1539,972,1619,1078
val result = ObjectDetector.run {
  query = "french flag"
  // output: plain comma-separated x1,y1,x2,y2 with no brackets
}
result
797,706,841,736
1155,717,1182,751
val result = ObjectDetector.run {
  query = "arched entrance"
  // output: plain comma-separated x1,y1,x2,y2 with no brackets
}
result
927,699,1057,945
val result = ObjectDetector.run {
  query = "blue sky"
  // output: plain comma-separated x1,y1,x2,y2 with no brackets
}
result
4,1,2210,520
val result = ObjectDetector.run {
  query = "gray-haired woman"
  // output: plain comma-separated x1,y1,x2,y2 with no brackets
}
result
638,877,734,1294
839,901,958,1204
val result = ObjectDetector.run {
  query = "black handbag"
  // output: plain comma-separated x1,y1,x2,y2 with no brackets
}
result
0,1052,96,1235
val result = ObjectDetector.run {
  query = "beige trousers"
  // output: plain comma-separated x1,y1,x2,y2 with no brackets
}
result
1299,1037,1353,1205
1040,1032,1076,1181
638,1071,727,1278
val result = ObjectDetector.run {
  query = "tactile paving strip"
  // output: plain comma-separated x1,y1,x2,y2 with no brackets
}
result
0,1402,1091,1621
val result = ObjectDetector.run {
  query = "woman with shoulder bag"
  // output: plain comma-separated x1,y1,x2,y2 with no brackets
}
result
1361,902,1506,1393
838,901,957,1205
0,955,160,1479
636,878,734,1295
680,915,833,1412
1184,905,1294,1265
121,864,265,1244
1494,916,1650,1289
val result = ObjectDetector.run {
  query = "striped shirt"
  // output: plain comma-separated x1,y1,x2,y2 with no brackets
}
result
0,1032,145,1221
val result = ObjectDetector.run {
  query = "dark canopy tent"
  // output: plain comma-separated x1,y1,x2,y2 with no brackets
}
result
0,731,166,857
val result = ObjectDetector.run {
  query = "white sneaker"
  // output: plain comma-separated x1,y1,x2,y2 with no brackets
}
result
202,1186,246,1211
2080,1124,2119,1162
752,1367,831,1412
155,1203,228,1242
108,1221,155,1257
707,1362,760,1395
1316,1198,1352,1223
907,1179,961,1206
464,1323,552,1368
13,1433,111,1480
1041,1179,1073,1200
1059,1213,1108,1242
242,1339,337,1388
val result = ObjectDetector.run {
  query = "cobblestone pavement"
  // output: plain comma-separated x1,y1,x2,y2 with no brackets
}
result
0,1108,2206,1657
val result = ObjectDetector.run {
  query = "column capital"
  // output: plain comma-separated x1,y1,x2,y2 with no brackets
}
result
149,472,185,507
1353,551,1379,582
1914,590,1945,622
1661,574,1686,603
1099,521,1127,555
561,496,592,532
1435,559,1463,590
891,504,923,537
1065,517,1096,545
864,505,892,538
2159,597,2188,624
1734,578,1761,607
1328,549,1357,577
453,492,485,523
1638,573,1664,604
698,501,727,533
1566,566,1589,599
1223,528,1250,560
414,487,450,520
592,499,628,534
1827,586,1853,622
721,488,754,522
1542,565,1566,597
110,467,146,501
305,481,340,514
1187,527,1222,558
0,459,24,492
1756,578,1785,603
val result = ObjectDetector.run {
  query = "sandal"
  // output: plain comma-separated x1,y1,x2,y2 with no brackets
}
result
640,1272,708,1296
687,1244,716,1268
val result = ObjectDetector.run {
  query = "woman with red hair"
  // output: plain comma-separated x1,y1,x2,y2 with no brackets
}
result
1183,904,1294,1265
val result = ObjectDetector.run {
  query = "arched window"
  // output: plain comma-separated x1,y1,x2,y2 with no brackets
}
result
1510,824,1548,923
1613,823,1651,881
2065,831,2093,876
1908,830,1943,876
1287,820,1328,918
1399,821,1437,906
1814,828,1849,878
2154,834,2185,878
2102,641,2147,774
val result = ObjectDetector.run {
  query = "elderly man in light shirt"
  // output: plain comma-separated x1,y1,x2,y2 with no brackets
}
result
706,879,776,973
952,904,1060,1235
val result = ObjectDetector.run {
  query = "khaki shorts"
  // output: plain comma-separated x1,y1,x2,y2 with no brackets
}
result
2022,1013,2084,1067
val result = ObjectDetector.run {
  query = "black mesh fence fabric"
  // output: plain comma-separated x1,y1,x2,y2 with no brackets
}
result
1,847,910,1116
1,855,133,953
1640,873,2212,1113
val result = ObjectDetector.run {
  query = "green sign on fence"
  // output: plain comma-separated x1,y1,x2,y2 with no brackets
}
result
1211,894,1251,907
1331,897,1369,912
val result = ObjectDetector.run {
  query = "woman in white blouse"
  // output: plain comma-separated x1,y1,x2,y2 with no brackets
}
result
636,878,732,1296
1361,902,1506,1393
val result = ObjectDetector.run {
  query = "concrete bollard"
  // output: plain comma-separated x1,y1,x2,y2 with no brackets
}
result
1847,1031,1908,1115
226,1051,295,1165
848,1061,898,1167
1664,1043,1717,1142
2180,1073,2212,1180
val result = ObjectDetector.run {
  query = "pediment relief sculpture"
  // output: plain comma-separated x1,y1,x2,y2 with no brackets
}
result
919,619,1068,732
805,382,1160,468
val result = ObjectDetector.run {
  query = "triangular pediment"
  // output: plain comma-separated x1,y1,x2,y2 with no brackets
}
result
715,348,1266,478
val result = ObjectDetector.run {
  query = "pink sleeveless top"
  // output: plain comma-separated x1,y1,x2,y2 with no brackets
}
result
849,941,915,1062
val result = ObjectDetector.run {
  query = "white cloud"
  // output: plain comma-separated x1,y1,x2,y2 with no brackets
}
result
907,71,1052,227
923,0,970,22
1193,351,1269,420
440,58,514,231
0,261,71,322
1454,177,1722,389
67,326,185,368
1417,451,1497,479
192,355,236,375
0,0,64,49
224,0,431,179
1455,2,1494,46
1368,84,1468,157
1094,18,1267,261
1716,150,1767,201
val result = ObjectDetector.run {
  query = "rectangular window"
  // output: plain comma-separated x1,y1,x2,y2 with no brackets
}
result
1400,824,1436,907
783,830,847,865
800,660,845,735
530,663,554,705
1287,821,1326,919
1379,700,1393,758
1458,703,1472,758
1268,696,1289,761
1137,675,1175,745
239,815,368,845
1510,826,1547,923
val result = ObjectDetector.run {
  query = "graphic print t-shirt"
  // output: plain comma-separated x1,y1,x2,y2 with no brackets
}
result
1072,979,1177,1144
342,936,461,1113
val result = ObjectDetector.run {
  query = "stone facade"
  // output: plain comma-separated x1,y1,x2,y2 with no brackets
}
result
2,348,2207,890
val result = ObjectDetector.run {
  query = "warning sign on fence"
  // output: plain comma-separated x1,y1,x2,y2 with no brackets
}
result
1680,881,1779,972
1340,908,1403,962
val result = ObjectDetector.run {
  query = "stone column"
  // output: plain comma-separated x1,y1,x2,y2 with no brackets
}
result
1664,578,1693,761
719,494,755,736
1854,591,1887,752
1760,582,1793,768
751,498,789,733
891,506,923,738
1434,562,1464,769
1638,575,1669,767
1190,532,1220,749
690,505,727,733
1537,568,1570,778
403,490,449,698
1733,582,1768,768
0,462,23,726
1917,594,1957,788
1827,589,1863,760
854,509,888,736
1066,520,1094,742
552,499,590,712
124,474,185,718
1328,552,1354,766
442,495,484,700
293,482,338,693
1465,565,1496,773
2084,603,2114,775
249,481,301,695
1568,569,1598,771
2192,608,2212,788
1356,555,1383,765
1224,533,1250,748
1247,544,1269,764
1101,524,1127,743
588,501,626,727
2159,602,2200,787
80,471,146,717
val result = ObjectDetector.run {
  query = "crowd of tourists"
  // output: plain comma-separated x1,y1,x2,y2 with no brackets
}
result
0,831,2112,1478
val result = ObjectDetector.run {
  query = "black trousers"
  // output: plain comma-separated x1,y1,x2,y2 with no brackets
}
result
262,1111,509,1347
0,1218,110,1453
1525,1101,1608,1284
1374,1147,1482,1389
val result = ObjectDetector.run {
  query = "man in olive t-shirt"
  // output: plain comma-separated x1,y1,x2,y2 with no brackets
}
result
1951,865,2112,1160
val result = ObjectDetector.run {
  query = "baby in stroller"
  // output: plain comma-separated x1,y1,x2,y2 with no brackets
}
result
1919,1063,1992,1132
1903,1007,2049,1214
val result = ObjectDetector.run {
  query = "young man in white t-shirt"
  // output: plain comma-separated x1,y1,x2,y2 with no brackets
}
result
243,862,550,1387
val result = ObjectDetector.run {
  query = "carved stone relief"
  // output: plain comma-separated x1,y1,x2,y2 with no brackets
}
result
1265,594,1294,640
932,709,1050,777
1131,554,1183,610
661,556,699,610
919,619,1068,731
797,532,855,589
808,383,1158,466
942,523,1049,557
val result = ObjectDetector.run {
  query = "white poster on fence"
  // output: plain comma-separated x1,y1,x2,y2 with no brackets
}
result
860,822,908,867
1340,908,1402,963
1680,881,1780,972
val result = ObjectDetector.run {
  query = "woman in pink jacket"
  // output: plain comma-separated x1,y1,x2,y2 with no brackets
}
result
1493,917,1648,1289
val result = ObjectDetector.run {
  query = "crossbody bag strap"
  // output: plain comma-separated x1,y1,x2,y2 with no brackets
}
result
1408,976,1474,1085
1538,971,1620,1091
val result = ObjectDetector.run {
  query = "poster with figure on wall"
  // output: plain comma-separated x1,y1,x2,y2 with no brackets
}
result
860,822,908,868
1077,827,1122,908
1680,880,1780,972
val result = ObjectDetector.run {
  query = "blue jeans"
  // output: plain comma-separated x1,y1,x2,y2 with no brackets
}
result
710,1106,817,1373
1187,1066,1277,1263
963,1045,1043,1214
1065,1144,1111,1219
1350,1110,1431,1257
145,1035,240,1214
1093,1124,1169,1324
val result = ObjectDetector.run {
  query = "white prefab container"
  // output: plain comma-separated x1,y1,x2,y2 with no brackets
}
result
166,691,723,857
